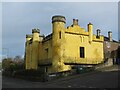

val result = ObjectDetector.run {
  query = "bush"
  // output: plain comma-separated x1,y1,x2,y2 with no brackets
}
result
2,58,25,72
13,69,46,82
76,67,95,74
14,69,43,76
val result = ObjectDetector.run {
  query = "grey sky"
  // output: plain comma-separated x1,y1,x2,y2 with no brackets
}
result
2,2,118,58
118,2,120,41
1,0,119,2
0,2,2,60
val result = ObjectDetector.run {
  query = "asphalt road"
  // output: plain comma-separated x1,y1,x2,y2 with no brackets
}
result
1,65,120,88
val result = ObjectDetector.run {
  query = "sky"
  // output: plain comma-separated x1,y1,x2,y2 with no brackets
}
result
0,1,119,59
118,2,120,41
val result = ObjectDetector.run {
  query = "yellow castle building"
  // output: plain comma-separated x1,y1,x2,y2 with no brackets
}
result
25,15,104,74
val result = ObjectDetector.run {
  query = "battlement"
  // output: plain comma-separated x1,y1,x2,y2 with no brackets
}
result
32,28,40,33
26,34,33,38
52,15,66,23
88,22,93,25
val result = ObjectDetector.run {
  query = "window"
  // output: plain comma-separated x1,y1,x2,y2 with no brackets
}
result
45,67,48,73
80,47,85,58
59,31,61,39
45,48,48,58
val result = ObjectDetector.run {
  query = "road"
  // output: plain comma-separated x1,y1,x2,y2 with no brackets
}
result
1,65,120,88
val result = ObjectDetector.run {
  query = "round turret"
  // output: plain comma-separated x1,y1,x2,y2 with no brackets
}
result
32,28,40,41
52,15,66,23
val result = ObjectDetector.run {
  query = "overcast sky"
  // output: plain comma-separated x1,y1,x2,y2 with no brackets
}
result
1,2,119,58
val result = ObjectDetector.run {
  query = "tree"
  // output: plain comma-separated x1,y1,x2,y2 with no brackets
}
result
2,56,25,72
117,46,120,58
0,62,2,70
2,58,13,71
14,55,21,61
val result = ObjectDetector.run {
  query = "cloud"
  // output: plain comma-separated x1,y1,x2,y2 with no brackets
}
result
118,2,120,41
2,2,118,57
0,3,2,55
1,0,119,2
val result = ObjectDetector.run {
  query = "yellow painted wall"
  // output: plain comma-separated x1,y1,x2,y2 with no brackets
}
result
25,16,104,74
25,42,31,69
31,41,39,69
38,39,52,64
64,32,104,64
49,21,71,73
25,35,32,69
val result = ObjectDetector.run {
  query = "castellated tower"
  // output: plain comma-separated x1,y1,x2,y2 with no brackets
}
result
51,15,71,73
25,34,32,69
31,29,40,69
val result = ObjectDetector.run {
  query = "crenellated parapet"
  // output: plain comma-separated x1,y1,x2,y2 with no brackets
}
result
32,28,40,42
32,28,40,33
92,29,104,42
93,34,104,42
26,34,33,38
26,34,33,42
66,19,86,35
66,21,104,43
52,15,66,23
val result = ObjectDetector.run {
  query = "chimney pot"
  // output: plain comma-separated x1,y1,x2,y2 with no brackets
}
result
96,29,101,38
73,19,78,25
108,31,112,41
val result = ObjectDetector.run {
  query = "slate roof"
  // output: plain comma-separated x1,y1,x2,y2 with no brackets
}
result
104,36,119,43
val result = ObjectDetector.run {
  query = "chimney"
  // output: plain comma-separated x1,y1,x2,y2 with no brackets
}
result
108,31,112,41
96,29,101,38
88,22,93,43
73,19,78,25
